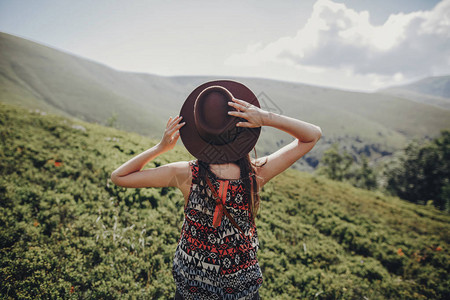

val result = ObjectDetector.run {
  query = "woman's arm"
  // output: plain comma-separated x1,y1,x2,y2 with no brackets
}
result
110,116,190,189
228,98,322,187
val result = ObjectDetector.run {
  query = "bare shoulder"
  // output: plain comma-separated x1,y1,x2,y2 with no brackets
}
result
110,160,192,189
164,160,191,172
165,160,193,203
164,160,192,185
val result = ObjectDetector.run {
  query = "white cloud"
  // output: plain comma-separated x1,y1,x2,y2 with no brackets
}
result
225,0,450,88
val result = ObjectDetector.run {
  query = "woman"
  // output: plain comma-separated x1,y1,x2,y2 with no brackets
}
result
111,81,322,300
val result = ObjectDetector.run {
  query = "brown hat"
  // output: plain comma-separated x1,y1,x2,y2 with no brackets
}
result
179,80,261,164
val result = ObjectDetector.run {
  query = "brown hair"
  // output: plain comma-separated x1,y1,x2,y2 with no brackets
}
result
198,149,267,225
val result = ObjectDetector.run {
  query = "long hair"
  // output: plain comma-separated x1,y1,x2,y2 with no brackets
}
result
198,149,267,225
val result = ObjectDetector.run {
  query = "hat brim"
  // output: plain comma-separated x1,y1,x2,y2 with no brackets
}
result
179,80,261,164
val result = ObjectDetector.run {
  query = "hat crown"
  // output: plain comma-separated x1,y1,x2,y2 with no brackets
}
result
179,80,261,164
194,86,241,145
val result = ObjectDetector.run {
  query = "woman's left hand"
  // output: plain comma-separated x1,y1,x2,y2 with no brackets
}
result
228,98,269,128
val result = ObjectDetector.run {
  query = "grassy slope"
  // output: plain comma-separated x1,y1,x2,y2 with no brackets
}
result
392,75,450,99
378,89,450,110
2,32,450,172
379,75,450,110
0,32,168,133
0,101,449,299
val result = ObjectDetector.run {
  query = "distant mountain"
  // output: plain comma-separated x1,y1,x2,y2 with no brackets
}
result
398,75,450,98
1,31,450,172
0,32,181,134
379,75,450,110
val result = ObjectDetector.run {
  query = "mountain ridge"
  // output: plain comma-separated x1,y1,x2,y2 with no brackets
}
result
379,75,450,110
1,31,450,172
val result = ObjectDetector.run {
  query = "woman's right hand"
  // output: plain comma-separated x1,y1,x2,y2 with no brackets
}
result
158,116,185,151
227,98,270,128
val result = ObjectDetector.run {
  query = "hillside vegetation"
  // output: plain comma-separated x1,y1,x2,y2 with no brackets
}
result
0,102,449,299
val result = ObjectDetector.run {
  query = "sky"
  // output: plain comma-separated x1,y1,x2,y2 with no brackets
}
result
0,0,448,92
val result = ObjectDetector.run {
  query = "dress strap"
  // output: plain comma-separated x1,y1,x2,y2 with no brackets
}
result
185,160,199,210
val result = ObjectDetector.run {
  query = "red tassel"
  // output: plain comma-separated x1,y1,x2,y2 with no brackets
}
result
211,180,228,228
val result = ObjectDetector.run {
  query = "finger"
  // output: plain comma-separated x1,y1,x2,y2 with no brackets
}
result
228,99,246,108
232,98,251,108
172,131,181,142
236,121,254,128
168,116,183,129
166,117,173,127
167,123,184,136
228,101,247,111
169,115,182,127
170,130,181,143
228,111,246,118
167,122,185,136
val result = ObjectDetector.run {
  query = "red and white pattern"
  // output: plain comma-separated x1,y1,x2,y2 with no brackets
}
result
173,160,263,300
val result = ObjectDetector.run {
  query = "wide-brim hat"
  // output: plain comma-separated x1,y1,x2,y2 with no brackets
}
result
179,80,261,164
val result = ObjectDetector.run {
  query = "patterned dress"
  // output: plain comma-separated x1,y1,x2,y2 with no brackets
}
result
172,160,263,300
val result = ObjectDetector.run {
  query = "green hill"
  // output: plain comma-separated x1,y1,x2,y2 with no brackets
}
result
384,75,450,99
380,75,450,110
1,102,449,299
2,31,450,173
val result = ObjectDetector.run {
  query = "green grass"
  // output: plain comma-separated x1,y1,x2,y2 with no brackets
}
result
0,101,449,299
